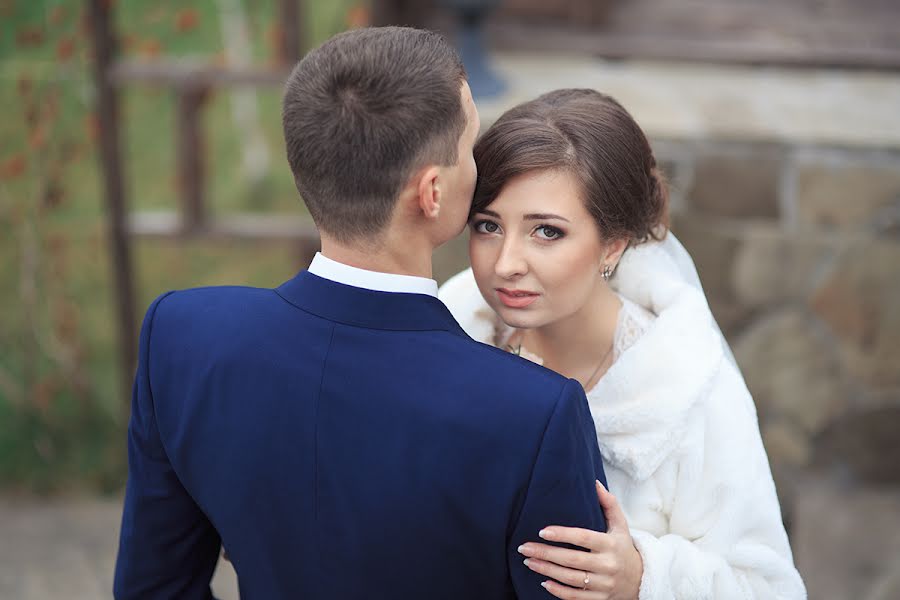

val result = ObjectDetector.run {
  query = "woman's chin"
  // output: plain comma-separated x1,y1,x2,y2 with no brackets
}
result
495,307,544,330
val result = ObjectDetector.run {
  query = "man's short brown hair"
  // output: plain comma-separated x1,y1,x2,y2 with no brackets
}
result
282,27,467,242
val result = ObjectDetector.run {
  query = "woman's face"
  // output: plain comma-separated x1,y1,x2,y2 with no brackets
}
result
468,168,608,330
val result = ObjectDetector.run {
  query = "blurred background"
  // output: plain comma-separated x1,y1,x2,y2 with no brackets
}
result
1,1,898,598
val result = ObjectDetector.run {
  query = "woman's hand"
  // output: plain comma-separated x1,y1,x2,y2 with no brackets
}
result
518,481,643,600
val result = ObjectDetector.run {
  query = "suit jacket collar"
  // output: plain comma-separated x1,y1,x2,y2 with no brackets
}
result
276,270,468,336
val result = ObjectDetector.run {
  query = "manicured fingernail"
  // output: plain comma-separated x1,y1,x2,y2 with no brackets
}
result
540,581,548,589
523,558,531,567
538,529,555,540
517,545,526,554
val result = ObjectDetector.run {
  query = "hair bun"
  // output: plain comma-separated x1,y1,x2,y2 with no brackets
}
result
645,165,670,241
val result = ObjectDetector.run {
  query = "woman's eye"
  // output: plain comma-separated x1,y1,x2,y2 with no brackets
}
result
474,220,500,234
535,225,564,240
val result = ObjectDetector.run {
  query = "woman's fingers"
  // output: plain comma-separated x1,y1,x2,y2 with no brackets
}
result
537,526,613,552
540,578,606,600
523,557,590,589
595,481,628,532
519,542,599,571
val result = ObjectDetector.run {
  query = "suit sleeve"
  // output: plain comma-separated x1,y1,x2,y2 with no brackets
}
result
508,379,608,599
113,292,221,600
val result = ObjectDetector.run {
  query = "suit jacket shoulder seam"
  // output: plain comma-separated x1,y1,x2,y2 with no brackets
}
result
314,323,337,522
143,290,178,425
508,378,575,534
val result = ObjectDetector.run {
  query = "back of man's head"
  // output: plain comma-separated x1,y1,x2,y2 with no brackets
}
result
282,27,467,243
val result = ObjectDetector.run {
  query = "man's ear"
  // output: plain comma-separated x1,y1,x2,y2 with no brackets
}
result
415,166,442,219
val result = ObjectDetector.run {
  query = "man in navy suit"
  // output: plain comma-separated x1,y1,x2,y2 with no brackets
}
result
113,26,606,599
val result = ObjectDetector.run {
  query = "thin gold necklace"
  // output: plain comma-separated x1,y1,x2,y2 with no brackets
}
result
581,343,614,391
507,332,614,390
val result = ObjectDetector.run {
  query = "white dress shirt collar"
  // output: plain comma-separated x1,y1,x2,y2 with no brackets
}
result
307,252,438,297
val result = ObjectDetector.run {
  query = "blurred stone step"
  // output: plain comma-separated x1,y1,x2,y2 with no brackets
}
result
793,475,900,600
0,497,238,600
476,53,900,149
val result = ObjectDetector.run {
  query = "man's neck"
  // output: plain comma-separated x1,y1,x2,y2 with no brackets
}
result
319,235,434,280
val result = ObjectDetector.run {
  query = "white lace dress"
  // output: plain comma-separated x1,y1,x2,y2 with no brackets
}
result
439,234,806,600
613,296,654,366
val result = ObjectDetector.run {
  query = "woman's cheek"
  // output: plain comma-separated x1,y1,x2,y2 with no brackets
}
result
540,247,591,312
468,237,495,284
532,245,570,288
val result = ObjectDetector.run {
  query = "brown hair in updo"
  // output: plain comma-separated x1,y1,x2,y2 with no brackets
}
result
471,88,669,245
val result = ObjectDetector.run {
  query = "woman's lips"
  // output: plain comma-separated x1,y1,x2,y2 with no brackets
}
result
496,288,540,309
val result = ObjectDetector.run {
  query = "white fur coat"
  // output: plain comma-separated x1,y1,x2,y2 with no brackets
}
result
438,235,806,600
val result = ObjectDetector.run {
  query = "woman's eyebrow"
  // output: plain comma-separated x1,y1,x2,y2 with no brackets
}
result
523,213,570,223
474,209,570,223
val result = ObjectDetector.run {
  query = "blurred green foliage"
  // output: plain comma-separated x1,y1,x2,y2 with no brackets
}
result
0,0,361,493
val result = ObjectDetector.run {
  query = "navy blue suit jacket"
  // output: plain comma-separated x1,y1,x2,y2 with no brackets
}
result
114,270,607,599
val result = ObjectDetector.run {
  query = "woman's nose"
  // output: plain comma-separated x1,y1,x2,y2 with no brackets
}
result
494,239,527,280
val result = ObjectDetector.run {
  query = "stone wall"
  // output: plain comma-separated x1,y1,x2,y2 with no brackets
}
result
656,139,900,466
657,139,900,599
